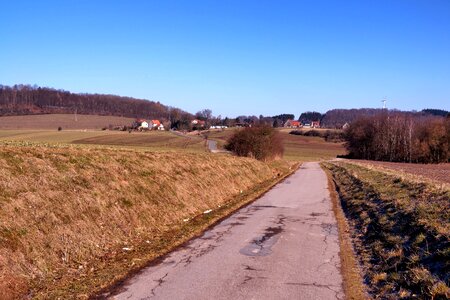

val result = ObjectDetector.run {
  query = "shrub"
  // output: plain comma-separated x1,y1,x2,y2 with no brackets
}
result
225,126,284,161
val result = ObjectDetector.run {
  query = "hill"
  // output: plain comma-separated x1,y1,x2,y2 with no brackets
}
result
0,84,192,122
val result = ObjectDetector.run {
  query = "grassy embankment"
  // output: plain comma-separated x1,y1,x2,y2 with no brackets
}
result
323,161,449,299
0,142,296,299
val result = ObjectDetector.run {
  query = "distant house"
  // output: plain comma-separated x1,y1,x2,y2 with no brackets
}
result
134,119,149,129
284,120,302,128
342,122,350,130
150,120,161,129
191,119,206,127
157,123,165,130
311,121,320,128
302,122,311,128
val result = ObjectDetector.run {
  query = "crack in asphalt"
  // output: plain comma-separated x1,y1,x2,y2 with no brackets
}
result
149,273,168,297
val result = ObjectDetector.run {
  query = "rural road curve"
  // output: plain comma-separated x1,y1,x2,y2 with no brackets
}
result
110,162,344,300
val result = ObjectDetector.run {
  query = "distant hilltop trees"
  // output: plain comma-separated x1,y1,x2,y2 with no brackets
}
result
321,108,449,129
0,84,192,122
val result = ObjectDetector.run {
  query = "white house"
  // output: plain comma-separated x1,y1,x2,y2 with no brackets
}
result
139,120,149,129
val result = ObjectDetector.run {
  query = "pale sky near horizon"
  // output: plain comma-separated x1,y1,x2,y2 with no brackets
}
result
1,0,449,117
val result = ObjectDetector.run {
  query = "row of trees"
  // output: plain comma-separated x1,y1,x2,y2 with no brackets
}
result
345,112,450,163
0,84,193,125
321,108,449,129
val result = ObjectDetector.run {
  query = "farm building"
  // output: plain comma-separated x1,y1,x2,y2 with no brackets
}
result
191,119,206,127
150,120,161,128
311,121,320,128
134,119,149,129
284,120,302,128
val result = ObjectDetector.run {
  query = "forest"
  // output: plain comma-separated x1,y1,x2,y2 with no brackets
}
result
345,112,450,163
0,84,192,123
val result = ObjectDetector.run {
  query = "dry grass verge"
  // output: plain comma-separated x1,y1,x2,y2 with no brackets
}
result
323,162,449,299
0,142,296,299
321,164,367,300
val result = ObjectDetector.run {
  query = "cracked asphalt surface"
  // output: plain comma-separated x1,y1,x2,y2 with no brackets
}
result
110,162,344,300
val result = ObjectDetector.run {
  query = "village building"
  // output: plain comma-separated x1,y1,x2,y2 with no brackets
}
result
191,119,206,127
311,121,320,128
150,120,161,129
284,119,302,128
134,119,149,129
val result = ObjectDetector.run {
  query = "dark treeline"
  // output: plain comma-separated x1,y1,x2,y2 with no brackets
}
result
345,112,450,163
298,111,322,122
321,108,449,129
0,84,193,122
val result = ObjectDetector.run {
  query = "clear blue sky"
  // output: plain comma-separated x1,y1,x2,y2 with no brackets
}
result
1,0,449,117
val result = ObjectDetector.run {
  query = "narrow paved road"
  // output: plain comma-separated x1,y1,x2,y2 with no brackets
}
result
110,162,344,300
207,139,218,152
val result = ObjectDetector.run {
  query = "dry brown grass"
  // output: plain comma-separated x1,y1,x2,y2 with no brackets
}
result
0,142,294,299
206,128,347,162
322,165,368,300
73,131,205,152
0,114,134,130
323,162,450,299
349,159,450,186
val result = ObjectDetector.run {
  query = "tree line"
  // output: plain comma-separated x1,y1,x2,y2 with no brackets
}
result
345,112,450,163
0,84,193,122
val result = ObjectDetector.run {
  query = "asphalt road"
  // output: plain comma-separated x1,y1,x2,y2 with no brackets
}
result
110,162,344,300
207,139,218,152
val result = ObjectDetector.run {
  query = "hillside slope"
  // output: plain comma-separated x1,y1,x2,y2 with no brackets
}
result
0,144,291,299
0,114,134,130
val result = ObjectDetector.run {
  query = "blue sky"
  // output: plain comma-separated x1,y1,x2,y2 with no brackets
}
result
1,0,449,117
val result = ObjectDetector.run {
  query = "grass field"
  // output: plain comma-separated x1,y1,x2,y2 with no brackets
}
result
349,159,450,186
0,130,207,153
323,162,450,299
0,114,134,130
0,127,347,161
205,128,346,162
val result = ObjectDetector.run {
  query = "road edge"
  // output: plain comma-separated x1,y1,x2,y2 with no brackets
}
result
321,162,368,300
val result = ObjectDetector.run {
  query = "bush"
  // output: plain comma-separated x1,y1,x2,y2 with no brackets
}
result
225,126,284,161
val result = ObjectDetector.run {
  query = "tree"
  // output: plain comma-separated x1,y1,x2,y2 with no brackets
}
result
225,125,284,161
